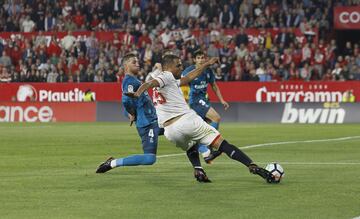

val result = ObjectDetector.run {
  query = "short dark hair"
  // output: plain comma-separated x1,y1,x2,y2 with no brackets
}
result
122,53,137,66
161,54,180,69
193,50,205,58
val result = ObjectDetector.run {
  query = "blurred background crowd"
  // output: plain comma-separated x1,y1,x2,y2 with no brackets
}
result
0,0,359,83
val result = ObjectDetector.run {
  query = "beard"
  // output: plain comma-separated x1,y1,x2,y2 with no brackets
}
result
173,72,181,79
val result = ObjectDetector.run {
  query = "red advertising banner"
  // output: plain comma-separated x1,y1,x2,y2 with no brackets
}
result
334,6,360,29
207,81,359,103
0,83,121,102
0,102,96,122
0,82,359,103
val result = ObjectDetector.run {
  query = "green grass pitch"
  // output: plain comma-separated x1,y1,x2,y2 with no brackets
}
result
0,123,359,219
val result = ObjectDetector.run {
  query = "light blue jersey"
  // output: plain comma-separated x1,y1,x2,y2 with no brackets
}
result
181,65,215,118
122,74,157,128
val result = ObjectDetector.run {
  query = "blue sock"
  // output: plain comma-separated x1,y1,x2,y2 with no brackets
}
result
114,154,156,167
198,145,211,157
210,122,219,130
198,145,209,154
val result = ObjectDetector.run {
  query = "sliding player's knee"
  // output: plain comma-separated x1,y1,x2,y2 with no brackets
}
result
143,154,156,165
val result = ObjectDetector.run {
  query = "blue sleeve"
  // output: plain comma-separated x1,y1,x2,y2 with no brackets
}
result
181,69,189,77
181,66,194,77
208,68,215,84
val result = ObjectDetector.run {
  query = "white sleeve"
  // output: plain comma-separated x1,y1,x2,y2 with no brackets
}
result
149,69,161,79
154,72,173,88
146,69,160,82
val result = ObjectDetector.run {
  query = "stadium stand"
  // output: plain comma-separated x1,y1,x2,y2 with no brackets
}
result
0,0,359,83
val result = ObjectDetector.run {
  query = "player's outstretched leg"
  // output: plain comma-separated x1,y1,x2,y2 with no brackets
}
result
248,163,276,183
96,157,114,173
96,154,156,173
214,139,275,183
186,145,211,183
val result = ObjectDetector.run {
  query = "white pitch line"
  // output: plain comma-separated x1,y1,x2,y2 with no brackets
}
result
158,153,186,158
157,135,360,158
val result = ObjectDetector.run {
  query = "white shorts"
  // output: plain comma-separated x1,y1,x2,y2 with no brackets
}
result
164,111,220,151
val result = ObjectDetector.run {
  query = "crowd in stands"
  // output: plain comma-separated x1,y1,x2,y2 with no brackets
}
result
0,0,360,83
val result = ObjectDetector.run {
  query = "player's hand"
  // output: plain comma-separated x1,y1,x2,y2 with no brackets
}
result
129,114,136,126
124,92,139,98
221,100,230,110
153,63,162,71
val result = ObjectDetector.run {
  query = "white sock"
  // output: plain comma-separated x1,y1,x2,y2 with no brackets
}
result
110,160,117,168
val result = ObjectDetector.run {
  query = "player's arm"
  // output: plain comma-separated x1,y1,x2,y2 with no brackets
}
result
210,82,229,110
125,79,160,98
180,57,219,86
123,98,137,126
146,63,162,82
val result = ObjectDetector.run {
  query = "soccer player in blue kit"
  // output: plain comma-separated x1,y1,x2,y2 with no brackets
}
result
96,53,160,173
181,50,229,164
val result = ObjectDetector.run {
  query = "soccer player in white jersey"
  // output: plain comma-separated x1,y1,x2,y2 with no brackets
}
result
126,54,276,183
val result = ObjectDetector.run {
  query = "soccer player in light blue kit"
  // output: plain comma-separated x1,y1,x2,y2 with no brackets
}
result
181,50,229,163
96,53,160,173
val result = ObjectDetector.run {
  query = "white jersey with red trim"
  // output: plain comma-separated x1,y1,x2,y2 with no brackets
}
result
153,71,193,128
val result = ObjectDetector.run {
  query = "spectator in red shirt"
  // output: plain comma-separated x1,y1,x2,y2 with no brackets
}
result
230,60,242,81
137,30,152,48
9,45,22,67
282,48,292,66
288,62,302,81
312,48,325,76
68,57,80,75
73,10,85,28
322,68,333,81
112,32,122,49
337,56,347,67
122,27,135,49
122,0,133,12
47,37,62,57
91,14,100,29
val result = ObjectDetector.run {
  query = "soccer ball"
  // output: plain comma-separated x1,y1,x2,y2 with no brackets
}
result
265,163,284,183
